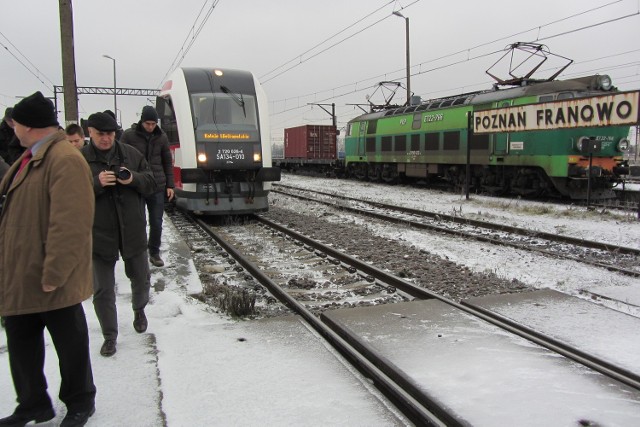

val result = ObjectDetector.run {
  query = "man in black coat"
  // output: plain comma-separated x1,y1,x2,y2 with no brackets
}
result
121,105,175,267
0,108,14,161
80,112,157,357
0,107,27,165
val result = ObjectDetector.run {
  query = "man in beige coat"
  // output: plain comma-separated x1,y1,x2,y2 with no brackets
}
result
0,92,96,427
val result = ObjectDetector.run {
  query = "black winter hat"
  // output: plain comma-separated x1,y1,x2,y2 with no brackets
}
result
11,91,59,128
140,105,158,123
87,112,119,132
103,110,117,120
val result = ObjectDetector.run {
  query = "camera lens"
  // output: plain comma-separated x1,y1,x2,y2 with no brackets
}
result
117,169,131,180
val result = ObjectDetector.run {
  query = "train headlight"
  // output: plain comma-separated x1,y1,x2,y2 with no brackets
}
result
197,153,207,163
597,74,612,91
576,137,589,151
253,153,262,163
617,138,630,152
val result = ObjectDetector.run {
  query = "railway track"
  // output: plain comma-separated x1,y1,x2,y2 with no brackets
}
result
168,208,640,425
273,183,640,278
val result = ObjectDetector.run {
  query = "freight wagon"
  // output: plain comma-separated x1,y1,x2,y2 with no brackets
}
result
275,125,340,175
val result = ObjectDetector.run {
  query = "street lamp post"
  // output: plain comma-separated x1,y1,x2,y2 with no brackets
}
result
393,11,411,105
102,54,117,123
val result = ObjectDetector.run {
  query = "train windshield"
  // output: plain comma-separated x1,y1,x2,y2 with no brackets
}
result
191,92,258,131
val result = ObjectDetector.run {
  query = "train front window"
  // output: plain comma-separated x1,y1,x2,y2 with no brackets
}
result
191,92,258,130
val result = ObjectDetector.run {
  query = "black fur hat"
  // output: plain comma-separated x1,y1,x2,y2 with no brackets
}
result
11,92,59,128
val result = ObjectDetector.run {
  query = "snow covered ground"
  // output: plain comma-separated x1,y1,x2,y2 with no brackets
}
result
273,174,640,312
0,175,639,426
0,218,410,426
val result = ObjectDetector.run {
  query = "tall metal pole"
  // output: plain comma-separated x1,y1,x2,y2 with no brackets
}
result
103,55,117,123
58,0,79,125
393,11,411,105
331,103,336,128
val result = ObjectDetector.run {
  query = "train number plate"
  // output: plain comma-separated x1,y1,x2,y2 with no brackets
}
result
216,148,245,161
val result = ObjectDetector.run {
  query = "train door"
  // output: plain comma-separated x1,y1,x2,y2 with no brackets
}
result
492,100,510,155
156,95,182,187
357,121,367,157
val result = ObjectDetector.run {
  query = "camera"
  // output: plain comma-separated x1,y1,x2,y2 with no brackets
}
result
117,168,131,180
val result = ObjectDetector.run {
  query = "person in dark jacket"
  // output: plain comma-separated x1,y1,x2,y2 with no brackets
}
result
0,107,15,162
81,112,157,357
121,105,175,267
0,107,26,165
0,92,96,426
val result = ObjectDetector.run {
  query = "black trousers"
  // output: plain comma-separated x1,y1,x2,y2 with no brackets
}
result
4,303,96,415
92,251,150,340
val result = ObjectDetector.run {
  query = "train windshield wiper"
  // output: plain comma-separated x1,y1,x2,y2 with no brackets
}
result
220,85,246,117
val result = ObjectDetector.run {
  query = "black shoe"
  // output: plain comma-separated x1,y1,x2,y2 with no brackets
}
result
133,309,148,333
100,339,116,357
149,254,164,267
0,407,55,426
60,406,95,427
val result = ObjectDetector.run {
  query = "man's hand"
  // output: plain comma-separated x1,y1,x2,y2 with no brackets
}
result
166,187,175,201
42,284,56,292
99,170,117,187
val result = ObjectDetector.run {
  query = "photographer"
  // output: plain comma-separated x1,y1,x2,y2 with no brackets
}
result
81,112,157,357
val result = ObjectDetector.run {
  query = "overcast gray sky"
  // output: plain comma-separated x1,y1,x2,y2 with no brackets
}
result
2,0,639,142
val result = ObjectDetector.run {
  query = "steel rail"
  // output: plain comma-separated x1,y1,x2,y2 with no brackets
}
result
274,187,640,279
193,217,454,427
274,183,640,256
256,215,640,392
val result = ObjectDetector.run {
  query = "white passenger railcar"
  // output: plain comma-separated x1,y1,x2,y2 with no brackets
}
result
156,67,280,214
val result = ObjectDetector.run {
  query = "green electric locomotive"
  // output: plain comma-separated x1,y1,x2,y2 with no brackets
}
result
343,74,634,199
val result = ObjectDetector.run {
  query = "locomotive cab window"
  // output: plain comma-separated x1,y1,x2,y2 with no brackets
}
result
367,119,378,134
191,92,258,131
557,92,574,100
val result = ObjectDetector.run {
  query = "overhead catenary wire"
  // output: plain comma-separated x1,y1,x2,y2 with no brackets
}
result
259,0,404,83
268,3,640,140
0,31,56,89
263,3,423,85
156,0,221,88
269,4,640,118
270,0,635,108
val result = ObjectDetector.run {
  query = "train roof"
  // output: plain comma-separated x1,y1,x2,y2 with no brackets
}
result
348,74,614,123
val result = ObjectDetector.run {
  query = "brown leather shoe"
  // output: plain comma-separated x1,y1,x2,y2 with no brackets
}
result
133,309,148,333
149,254,164,267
